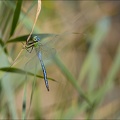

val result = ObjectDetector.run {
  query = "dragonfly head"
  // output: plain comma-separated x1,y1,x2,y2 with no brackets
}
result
32,36,40,42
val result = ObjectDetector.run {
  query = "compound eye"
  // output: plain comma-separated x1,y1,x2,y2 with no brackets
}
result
33,36,40,41
33,36,38,41
37,37,40,41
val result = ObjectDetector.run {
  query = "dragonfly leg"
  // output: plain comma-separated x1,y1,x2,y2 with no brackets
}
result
25,46,33,53
29,46,33,53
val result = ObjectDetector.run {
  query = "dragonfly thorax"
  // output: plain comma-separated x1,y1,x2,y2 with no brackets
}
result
25,36,41,53
32,36,41,48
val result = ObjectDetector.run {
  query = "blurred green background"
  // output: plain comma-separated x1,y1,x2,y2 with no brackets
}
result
0,0,120,119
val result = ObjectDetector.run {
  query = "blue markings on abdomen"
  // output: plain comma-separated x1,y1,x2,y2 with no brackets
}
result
37,51,49,91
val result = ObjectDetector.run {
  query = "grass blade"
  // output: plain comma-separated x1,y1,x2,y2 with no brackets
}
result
0,38,8,54
6,34,55,44
0,67,56,82
22,82,27,119
10,0,23,37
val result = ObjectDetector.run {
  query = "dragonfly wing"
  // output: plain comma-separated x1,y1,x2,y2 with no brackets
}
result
37,42,56,61
24,54,38,73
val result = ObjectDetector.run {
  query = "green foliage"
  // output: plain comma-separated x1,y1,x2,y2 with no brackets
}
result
10,0,23,37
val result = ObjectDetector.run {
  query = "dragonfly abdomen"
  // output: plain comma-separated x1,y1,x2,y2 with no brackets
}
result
37,52,49,91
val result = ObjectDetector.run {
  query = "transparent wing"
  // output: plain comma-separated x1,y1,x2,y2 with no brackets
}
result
41,33,66,51
24,53,39,73
40,44,56,60
35,42,56,61
41,31,85,54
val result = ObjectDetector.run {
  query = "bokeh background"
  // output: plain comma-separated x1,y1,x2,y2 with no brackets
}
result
0,0,120,119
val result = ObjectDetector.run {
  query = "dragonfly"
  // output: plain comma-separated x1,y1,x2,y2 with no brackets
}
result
24,35,55,91
23,31,83,91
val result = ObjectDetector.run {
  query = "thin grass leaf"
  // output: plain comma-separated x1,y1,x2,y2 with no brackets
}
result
27,64,37,118
22,82,27,120
0,38,8,54
0,46,18,119
27,79,36,118
0,3,13,39
0,38,5,46
34,85,42,119
96,44,120,104
88,54,100,95
87,44,120,119
0,67,56,82
61,102,88,119
78,16,111,84
1,77,18,119
10,0,23,37
3,1,40,33
6,34,55,44
76,16,111,118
